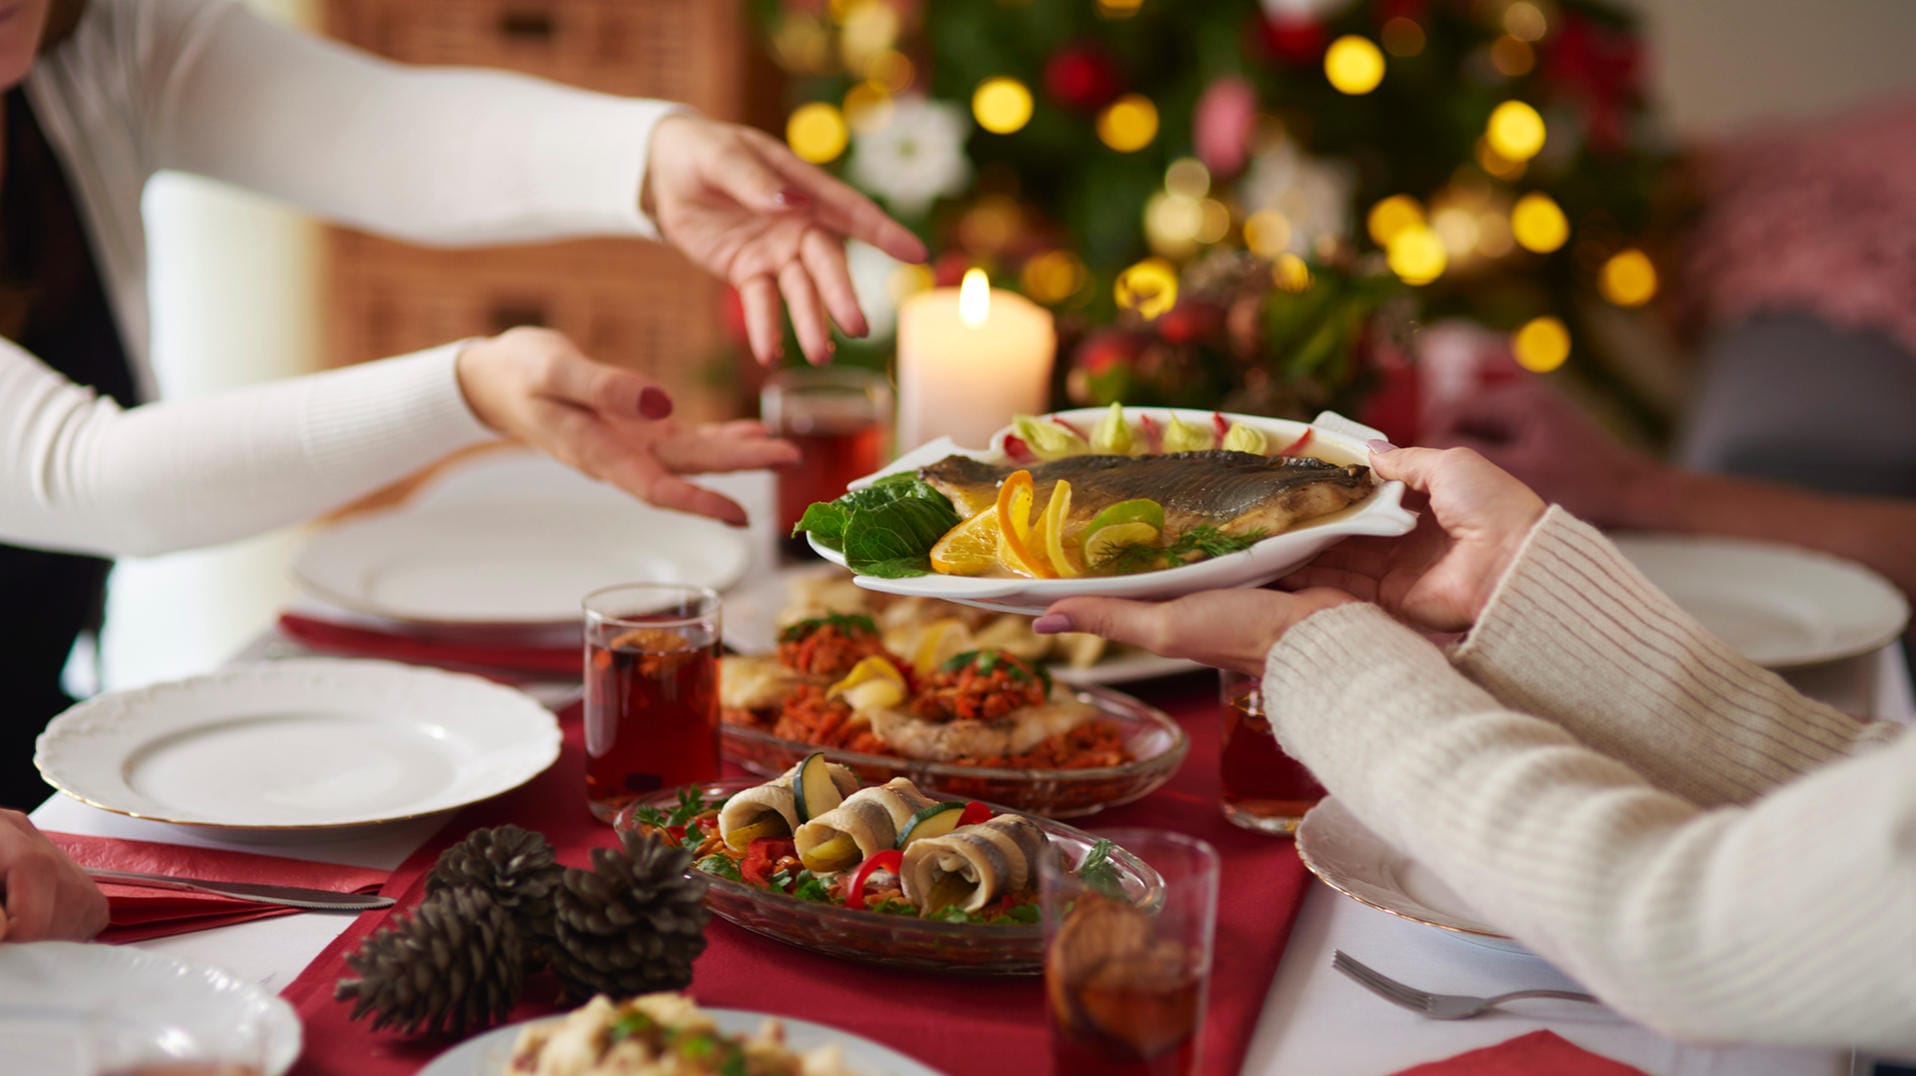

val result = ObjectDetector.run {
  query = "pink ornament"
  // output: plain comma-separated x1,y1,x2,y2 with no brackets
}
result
1194,78,1258,179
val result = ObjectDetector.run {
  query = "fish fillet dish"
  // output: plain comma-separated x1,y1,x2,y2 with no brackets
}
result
792,404,1375,580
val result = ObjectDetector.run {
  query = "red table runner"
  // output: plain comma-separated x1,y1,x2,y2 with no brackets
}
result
281,676,1311,1075
1392,1030,1647,1075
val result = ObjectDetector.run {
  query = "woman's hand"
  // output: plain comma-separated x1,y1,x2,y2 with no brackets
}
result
1282,444,1546,633
457,328,800,526
643,115,929,366
0,810,107,943
1032,588,1356,677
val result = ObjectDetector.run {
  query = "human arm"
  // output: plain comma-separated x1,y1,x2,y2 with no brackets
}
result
0,810,107,942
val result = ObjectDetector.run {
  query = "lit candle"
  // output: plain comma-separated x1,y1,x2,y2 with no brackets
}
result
895,268,1056,451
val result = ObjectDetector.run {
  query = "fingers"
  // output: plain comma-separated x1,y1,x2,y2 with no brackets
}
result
777,260,833,364
654,429,802,474
567,416,752,526
738,277,784,365
800,229,870,339
1035,596,1174,656
1280,565,1383,602
741,128,928,264
1367,444,1457,493
710,130,797,214
539,348,673,420
2,856,56,942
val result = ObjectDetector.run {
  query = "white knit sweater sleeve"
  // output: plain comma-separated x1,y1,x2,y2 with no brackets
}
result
1264,602,1916,1052
128,0,684,243
0,337,493,557
1451,507,1898,806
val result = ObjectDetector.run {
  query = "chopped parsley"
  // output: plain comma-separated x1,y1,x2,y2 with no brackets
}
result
939,649,1054,692
608,1011,653,1044
696,854,743,883
777,612,878,644
631,785,711,830
1077,839,1128,900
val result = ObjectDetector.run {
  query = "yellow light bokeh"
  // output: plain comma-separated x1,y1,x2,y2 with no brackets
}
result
1097,0,1143,17
1386,224,1447,285
1143,192,1202,258
1486,100,1547,161
843,81,893,133
865,49,915,93
1097,95,1159,152
1115,258,1179,319
1513,315,1571,372
1022,250,1086,304
1244,209,1293,257
1510,192,1569,253
1432,205,1481,255
972,77,1034,135
1367,194,1425,247
1272,252,1312,292
1196,199,1232,244
838,1,900,69
1476,137,1527,180
1381,16,1426,57
1325,35,1386,95
786,102,848,164
1504,1,1548,43
1165,157,1211,199
1476,208,1515,258
770,15,831,75
1599,248,1659,306
1490,36,1535,77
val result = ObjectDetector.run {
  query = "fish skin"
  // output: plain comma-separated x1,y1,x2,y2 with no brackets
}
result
920,450,1374,536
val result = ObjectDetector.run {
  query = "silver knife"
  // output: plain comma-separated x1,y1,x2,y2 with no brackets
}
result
85,867,395,912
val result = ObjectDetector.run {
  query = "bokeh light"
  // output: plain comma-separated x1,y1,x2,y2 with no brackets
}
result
1115,258,1179,319
1143,192,1203,257
1097,0,1143,17
1386,225,1447,284
865,49,915,93
1476,208,1515,258
1599,248,1659,306
1021,250,1086,304
1476,137,1526,180
1510,192,1569,253
1513,315,1571,372
1272,253,1312,292
1097,95,1159,152
770,15,831,75
1244,209,1293,257
890,263,935,301
786,102,848,164
972,77,1034,135
1432,205,1480,256
1490,36,1535,77
1325,36,1386,95
1367,195,1425,247
1165,157,1211,199
1486,100,1547,161
843,82,893,132
1196,199,1232,244
1504,1,1548,42
838,1,900,69
1381,17,1426,57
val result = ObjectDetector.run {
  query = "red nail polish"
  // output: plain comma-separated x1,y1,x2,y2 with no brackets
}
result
639,386,674,419
772,188,811,209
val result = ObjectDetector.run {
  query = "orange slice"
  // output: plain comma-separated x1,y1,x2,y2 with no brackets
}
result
994,470,1054,578
930,507,1002,576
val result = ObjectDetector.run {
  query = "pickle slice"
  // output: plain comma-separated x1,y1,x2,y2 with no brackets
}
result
722,813,789,852
793,752,843,823
800,833,861,873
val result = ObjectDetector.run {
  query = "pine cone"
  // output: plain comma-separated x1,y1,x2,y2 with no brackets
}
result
425,825,561,948
335,887,526,1037
548,830,711,1001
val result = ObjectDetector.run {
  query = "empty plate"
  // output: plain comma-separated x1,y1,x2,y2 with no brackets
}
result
35,659,560,829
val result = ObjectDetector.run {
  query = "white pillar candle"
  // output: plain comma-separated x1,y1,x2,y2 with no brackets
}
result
895,269,1057,451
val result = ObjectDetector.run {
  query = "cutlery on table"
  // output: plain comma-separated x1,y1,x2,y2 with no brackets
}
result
84,867,394,913
1331,949,1600,1020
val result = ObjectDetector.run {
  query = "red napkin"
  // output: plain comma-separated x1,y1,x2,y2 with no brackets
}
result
47,833,390,944
277,613,580,679
281,678,1312,1076
1394,1031,1647,1075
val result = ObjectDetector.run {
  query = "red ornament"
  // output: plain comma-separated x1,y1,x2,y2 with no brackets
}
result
931,251,974,287
1044,44,1122,112
1255,14,1326,65
1074,328,1148,375
1155,301,1225,347
1543,13,1644,155
1194,78,1258,179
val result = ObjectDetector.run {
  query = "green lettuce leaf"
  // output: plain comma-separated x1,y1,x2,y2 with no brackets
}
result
843,496,962,577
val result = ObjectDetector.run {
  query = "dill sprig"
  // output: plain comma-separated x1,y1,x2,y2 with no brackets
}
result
1090,526,1267,575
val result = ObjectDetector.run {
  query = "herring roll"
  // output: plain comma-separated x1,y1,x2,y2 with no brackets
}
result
901,813,1048,915
795,777,937,872
717,757,858,850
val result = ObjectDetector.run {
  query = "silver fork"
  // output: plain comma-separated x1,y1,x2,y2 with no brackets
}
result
1331,950,1600,1020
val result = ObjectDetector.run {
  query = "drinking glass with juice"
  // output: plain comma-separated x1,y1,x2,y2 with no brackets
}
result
582,584,722,823
1219,671,1326,835
761,367,892,555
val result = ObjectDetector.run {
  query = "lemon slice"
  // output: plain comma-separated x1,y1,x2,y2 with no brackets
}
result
930,506,1002,576
827,655,906,709
1084,520,1161,571
910,617,974,678
1039,479,1081,578
994,470,1053,578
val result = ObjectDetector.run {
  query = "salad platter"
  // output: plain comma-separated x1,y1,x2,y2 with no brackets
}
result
795,407,1416,614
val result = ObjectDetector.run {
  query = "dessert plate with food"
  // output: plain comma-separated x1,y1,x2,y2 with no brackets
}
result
614,765,1162,973
795,406,1416,614
420,992,938,1076
720,612,1185,817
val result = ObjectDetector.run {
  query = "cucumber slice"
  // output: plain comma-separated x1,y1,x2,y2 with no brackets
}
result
896,801,966,848
793,751,843,823
722,813,789,852
800,832,862,873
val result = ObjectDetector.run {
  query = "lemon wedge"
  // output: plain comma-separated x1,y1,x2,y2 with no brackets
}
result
930,506,1002,576
1084,520,1161,571
827,655,907,710
910,618,975,678
1039,479,1081,578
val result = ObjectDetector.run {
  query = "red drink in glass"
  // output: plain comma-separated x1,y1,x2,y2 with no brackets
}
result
1220,680,1326,835
762,367,893,552
1049,959,1204,1076
582,585,722,822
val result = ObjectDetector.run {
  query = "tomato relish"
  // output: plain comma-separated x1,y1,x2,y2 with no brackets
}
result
910,650,1051,724
775,613,895,678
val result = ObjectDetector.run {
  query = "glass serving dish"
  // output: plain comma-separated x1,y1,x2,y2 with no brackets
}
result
616,778,1164,975
720,684,1187,819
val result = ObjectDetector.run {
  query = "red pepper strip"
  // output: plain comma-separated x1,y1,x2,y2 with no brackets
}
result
1003,434,1034,462
741,837,796,887
1138,413,1163,453
958,801,994,827
1051,415,1086,438
666,824,686,844
1276,428,1314,456
1212,411,1231,439
845,849,904,911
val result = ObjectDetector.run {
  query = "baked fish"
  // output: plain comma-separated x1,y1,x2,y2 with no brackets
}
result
901,813,1050,915
921,450,1372,536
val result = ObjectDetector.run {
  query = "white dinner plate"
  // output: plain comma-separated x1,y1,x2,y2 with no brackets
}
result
809,409,1417,615
420,1007,941,1076
1610,534,1909,669
1295,798,1529,955
0,943,302,1075
35,659,561,830
722,565,1201,685
294,496,749,628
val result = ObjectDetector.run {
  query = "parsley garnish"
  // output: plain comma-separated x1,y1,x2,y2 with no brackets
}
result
778,612,879,644
867,898,920,917
608,1011,652,1044
696,854,743,883
939,649,1053,692
1092,526,1268,574
1077,839,1128,900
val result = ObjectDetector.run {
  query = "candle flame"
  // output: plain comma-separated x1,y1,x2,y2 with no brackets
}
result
959,268,990,327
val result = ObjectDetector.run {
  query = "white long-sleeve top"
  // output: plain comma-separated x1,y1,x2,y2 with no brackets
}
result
3,0,682,556
1264,507,1916,1052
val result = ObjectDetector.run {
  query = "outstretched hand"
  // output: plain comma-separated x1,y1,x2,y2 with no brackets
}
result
1282,443,1546,633
457,328,800,526
643,115,929,366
